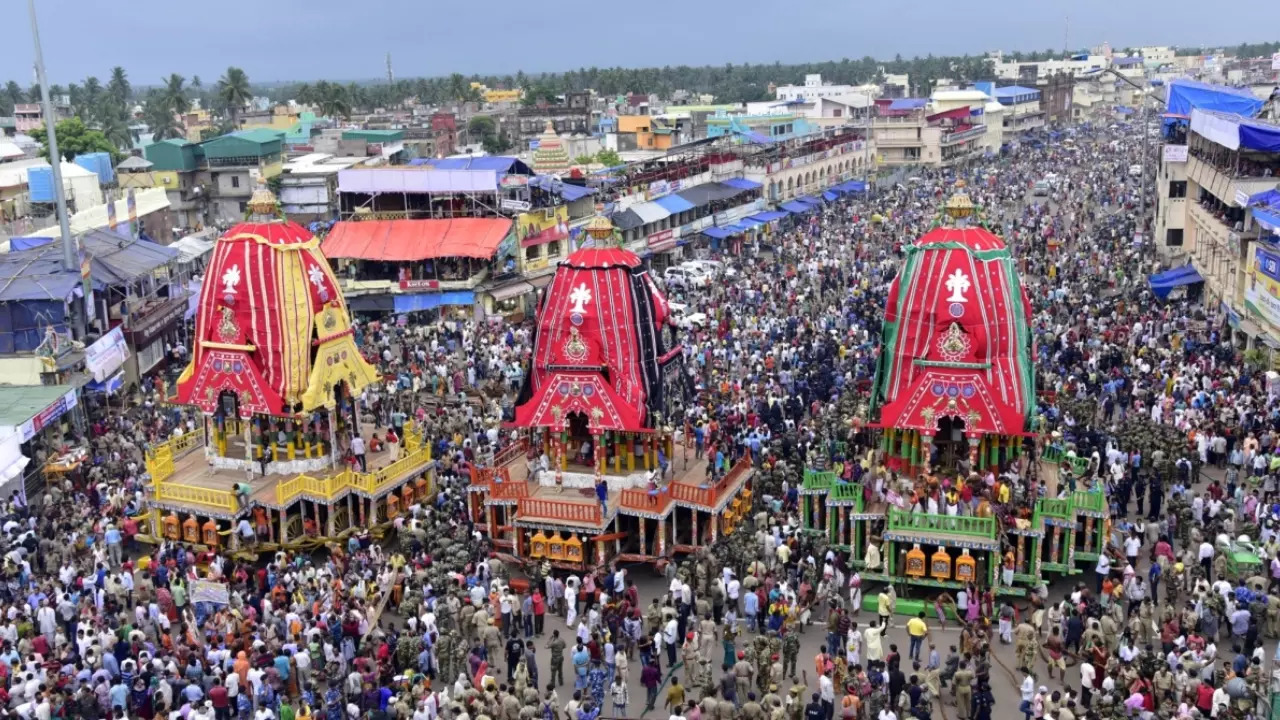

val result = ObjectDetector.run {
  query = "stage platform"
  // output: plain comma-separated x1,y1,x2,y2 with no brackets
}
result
147,425,434,520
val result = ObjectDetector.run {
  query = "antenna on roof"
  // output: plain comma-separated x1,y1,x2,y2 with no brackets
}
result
1063,15,1069,57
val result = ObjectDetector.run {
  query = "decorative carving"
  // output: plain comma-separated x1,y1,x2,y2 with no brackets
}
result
216,306,240,343
563,327,588,363
936,322,971,362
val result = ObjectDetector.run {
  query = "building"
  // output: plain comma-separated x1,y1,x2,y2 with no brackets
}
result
144,138,207,229
871,98,988,168
990,85,1045,135
706,110,815,143
775,74,877,106
1139,46,1176,66
514,93,594,147
198,130,284,223
1038,72,1076,124
989,52,1108,82
12,103,71,134
115,156,156,189
279,153,369,223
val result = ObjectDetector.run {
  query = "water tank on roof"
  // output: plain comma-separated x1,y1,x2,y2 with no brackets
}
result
27,166,55,203
74,152,115,184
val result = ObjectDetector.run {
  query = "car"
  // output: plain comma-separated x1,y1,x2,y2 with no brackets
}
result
662,266,709,291
678,312,708,330
1032,180,1051,197
1128,164,1142,178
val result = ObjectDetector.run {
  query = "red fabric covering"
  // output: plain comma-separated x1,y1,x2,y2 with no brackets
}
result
514,372,643,430
926,106,973,123
226,222,315,246
877,226,1033,436
515,246,654,432
176,349,284,417
320,218,513,261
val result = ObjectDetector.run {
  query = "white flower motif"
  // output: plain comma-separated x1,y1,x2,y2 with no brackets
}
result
308,264,327,293
221,265,242,296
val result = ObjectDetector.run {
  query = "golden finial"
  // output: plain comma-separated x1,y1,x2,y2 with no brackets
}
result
584,214,616,242
247,183,279,218
944,180,974,222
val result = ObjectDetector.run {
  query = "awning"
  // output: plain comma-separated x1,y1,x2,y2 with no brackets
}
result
927,106,973,122
780,201,815,214
1253,206,1280,234
170,234,216,264
528,175,594,201
489,281,534,302
722,178,762,190
835,180,868,193
737,217,765,228
750,210,790,222
513,372,644,430
346,295,394,313
611,210,645,232
822,191,838,201
703,226,735,239
1148,264,1204,300
676,182,743,207
321,218,514,261
628,202,671,224
797,195,823,205
85,371,125,395
653,195,696,213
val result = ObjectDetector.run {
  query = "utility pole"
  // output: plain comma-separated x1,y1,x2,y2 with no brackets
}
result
386,52,394,85
27,0,88,334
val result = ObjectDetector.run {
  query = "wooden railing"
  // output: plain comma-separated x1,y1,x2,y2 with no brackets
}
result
802,469,837,492
1072,489,1105,514
154,482,237,514
146,431,207,484
619,487,673,514
492,438,529,468
491,472,529,501
886,508,996,540
349,447,433,495
1036,497,1073,519
671,455,752,508
517,498,602,525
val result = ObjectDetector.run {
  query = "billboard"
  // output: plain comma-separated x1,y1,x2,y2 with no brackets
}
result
517,206,569,248
1245,245,1280,331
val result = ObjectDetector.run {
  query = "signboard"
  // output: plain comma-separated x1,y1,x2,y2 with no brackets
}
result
517,206,569,248
647,229,675,251
85,327,130,382
499,175,529,188
648,180,670,199
1272,52,1280,70
1161,144,1188,163
500,199,532,212
399,278,440,291
1247,245,1280,331
128,299,186,345
523,256,549,273
1235,189,1251,208
19,388,78,442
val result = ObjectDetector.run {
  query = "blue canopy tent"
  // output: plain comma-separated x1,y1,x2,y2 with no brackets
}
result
722,177,763,191
797,195,823,205
822,191,838,202
653,194,697,213
702,227,736,239
1148,265,1204,300
780,200,815,214
833,180,867,193
1166,79,1264,118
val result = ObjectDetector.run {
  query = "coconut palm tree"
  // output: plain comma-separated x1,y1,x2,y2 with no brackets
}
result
316,83,351,119
26,84,42,103
216,66,251,126
107,66,130,111
142,91,180,140
164,74,190,115
98,114,132,150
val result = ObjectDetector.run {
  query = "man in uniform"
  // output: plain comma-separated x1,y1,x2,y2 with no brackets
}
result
952,661,974,720
735,652,754,704
741,692,766,720
547,630,567,688
1013,621,1037,673
782,631,800,680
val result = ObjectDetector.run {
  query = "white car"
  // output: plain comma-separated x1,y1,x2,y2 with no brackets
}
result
663,266,710,290
678,312,708,330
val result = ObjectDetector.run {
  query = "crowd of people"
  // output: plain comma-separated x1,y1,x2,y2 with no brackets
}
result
3,114,1280,720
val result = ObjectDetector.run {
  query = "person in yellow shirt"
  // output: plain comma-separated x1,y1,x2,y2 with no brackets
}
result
906,611,930,663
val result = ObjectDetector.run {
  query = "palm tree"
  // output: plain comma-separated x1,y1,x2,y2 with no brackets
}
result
107,66,130,111
27,84,42,103
216,66,251,126
295,83,315,106
164,74,190,115
317,83,351,119
98,114,132,150
66,83,81,110
448,73,469,103
142,91,180,140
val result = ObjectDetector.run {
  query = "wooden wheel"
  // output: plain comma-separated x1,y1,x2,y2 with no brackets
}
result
332,506,351,532
285,513,304,540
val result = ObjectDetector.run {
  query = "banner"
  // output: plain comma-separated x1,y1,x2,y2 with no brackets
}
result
1161,144,1188,163
191,579,230,605
84,327,130,382
517,207,569,248
1245,245,1280,332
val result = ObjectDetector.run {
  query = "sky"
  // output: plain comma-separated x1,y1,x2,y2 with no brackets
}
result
2,0,1277,87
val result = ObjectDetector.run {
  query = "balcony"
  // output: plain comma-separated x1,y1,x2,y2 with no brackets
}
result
1186,154,1279,207
875,136,923,148
941,124,987,145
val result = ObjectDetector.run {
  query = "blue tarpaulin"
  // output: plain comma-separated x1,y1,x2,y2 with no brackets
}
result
737,130,774,144
750,211,790,222
833,180,867,193
653,194,697,213
528,176,595,201
8,237,53,251
411,156,535,174
1148,265,1204,299
85,372,124,394
797,195,823,205
888,98,927,111
1254,207,1280,234
737,217,765,228
822,191,838,202
780,200,815,214
1166,79,1264,118
394,291,475,313
702,227,734,239
722,177,763,190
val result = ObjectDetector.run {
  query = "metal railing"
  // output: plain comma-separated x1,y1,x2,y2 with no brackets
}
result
154,483,237,514
802,469,836,492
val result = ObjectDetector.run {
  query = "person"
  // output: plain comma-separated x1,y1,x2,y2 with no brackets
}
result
352,434,367,472
906,612,929,663
611,675,628,717
642,661,661,711
665,678,686,715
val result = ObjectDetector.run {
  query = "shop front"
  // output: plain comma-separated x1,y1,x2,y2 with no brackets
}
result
0,384,83,500
124,295,188,384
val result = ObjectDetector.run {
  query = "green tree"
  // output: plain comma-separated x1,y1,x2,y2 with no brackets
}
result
295,83,316,106
316,82,351,119
28,117,116,161
27,84,42,103
574,154,595,165
97,114,133,150
80,77,103,122
595,149,622,167
216,66,252,125
467,115,497,140
107,66,130,111
164,74,190,115
481,131,511,155
448,73,470,103
142,91,180,140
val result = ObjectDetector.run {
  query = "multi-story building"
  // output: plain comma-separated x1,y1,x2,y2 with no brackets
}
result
1038,72,1076,124
143,138,207,229
513,93,594,148
775,74,877,106
144,130,285,227
991,85,1045,135
871,98,987,168
13,103,71,134
989,52,1108,82
1178,109,1280,352
279,153,369,223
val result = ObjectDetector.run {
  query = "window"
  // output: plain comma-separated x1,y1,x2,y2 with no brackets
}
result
547,241,562,258
230,175,240,188
525,245,540,261
1165,229,1184,247
238,201,248,213
1168,180,1187,199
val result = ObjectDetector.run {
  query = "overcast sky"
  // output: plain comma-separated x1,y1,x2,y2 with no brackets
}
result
3,0,1275,86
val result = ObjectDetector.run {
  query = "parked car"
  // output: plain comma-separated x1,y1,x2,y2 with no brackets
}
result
1032,180,1051,197
678,311,708,330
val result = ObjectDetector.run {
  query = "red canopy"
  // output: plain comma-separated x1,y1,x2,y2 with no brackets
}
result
174,349,285,418
926,106,974,123
320,218,513,261
514,371,645,431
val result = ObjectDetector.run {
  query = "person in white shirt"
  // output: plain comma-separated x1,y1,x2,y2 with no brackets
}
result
1095,553,1111,594
1080,661,1096,706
